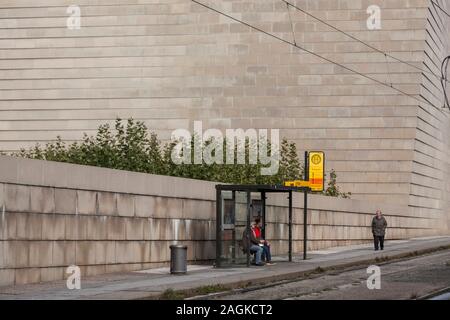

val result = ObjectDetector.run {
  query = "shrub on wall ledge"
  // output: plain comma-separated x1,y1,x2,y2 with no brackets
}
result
8,118,349,198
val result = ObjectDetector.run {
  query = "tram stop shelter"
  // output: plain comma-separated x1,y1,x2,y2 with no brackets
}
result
215,184,310,268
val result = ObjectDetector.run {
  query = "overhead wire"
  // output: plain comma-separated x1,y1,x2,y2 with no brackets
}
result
192,0,440,110
429,1,450,109
431,0,450,18
281,0,450,85
442,56,450,109
285,1,297,46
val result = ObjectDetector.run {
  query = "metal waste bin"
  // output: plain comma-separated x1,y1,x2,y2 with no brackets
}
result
170,244,187,274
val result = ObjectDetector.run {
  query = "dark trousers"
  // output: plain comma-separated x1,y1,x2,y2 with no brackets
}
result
373,235,385,250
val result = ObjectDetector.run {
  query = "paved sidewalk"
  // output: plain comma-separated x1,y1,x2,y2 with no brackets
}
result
0,236,449,300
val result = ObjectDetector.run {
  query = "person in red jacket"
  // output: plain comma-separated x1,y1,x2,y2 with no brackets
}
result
253,217,275,265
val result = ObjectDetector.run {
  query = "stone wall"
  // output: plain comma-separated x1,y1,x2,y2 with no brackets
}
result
0,0,449,210
412,0,450,239
0,155,217,286
1,0,450,284
1,155,446,286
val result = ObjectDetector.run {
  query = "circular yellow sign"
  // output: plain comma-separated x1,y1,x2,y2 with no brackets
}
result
311,154,322,165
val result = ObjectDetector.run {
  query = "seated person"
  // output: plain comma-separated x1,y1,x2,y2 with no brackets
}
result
242,227,264,266
253,217,275,266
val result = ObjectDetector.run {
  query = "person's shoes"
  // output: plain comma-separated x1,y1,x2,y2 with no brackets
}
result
381,248,384,250
375,248,379,251
255,262,265,266
266,262,276,266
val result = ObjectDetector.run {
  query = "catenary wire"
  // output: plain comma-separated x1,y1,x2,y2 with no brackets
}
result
281,0,449,85
192,0,440,110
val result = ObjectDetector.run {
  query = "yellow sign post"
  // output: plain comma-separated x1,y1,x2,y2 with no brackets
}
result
308,151,325,192
283,151,325,261
283,151,325,192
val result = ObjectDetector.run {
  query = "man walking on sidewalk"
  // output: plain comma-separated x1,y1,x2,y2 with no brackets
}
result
372,210,387,251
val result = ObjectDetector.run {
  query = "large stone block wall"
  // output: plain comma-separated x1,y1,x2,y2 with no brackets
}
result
0,0,449,211
0,0,450,285
0,155,444,286
412,1,450,234
0,155,219,286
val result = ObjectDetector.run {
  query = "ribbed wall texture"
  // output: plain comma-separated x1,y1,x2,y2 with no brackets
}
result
0,0,449,231
413,1,450,237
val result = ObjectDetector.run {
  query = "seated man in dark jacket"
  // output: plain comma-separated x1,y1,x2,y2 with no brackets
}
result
242,226,264,266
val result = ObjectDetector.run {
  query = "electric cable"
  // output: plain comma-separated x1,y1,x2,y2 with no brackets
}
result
281,0,449,84
192,0,439,110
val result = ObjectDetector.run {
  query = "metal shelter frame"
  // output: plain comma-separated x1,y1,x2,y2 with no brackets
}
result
215,184,310,268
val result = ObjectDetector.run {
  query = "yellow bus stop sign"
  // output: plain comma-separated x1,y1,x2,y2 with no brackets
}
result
284,151,325,192
308,151,325,192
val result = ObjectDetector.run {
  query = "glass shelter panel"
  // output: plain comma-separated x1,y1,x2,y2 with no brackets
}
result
216,191,250,267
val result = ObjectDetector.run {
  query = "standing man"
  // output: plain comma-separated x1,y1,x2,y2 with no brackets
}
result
372,210,387,251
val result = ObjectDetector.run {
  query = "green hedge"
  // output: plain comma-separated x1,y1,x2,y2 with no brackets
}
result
9,118,350,198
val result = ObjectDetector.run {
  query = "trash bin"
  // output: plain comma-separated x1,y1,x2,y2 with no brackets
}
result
169,244,187,274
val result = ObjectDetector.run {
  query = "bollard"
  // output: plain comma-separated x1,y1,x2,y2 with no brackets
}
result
169,244,187,274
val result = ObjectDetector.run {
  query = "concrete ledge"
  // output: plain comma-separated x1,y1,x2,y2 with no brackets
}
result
0,156,217,201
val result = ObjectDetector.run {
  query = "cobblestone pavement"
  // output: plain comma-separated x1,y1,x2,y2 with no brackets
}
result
209,250,450,300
